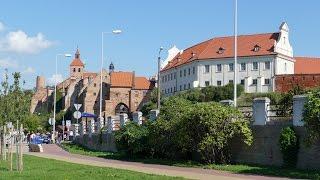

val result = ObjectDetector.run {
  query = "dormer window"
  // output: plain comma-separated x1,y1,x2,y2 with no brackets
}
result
191,52,196,58
217,47,225,54
253,44,260,52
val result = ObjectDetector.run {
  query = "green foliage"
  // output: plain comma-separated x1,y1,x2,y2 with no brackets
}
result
303,89,320,145
279,127,299,168
116,96,253,164
140,101,156,117
114,121,150,156
177,84,244,103
0,70,33,127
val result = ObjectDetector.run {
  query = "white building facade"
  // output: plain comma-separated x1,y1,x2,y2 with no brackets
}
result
160,22,294,95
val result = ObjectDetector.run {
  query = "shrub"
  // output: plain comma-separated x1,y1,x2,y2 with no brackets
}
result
279,127,299,168
114,121,150,156
303,90,320,145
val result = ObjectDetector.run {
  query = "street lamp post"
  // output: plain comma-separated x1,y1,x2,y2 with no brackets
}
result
99,30,122,126
157,47,163,110
233,0,238,107
53,53,71,143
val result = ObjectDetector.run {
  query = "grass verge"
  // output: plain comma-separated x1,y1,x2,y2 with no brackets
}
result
0,154,182,180
62,142,320,179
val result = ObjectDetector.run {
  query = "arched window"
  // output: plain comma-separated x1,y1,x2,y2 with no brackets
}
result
115,103,129,115
73,68,76,72
78,68,81,72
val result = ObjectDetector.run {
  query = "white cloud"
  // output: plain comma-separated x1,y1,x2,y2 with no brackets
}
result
47,74,63,86
0,57,19,68
0,22,5,32
0,30,53,54
22,67,35,74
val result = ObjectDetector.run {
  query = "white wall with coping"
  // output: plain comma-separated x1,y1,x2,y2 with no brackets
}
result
293,95,307,126
252,97,270,125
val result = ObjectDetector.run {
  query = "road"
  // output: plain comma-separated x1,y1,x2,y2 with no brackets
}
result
26,144,288,180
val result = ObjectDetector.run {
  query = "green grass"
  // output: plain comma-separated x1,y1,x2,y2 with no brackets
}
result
62,142,320,179
0,155,183,180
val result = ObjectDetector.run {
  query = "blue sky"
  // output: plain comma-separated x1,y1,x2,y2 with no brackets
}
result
0,0,320,89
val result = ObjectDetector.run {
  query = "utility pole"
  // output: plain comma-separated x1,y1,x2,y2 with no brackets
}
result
233,0,238,107
157,47,163,110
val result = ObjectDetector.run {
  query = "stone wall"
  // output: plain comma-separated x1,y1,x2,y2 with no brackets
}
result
231,125,320,169
275,74,320,92
74,133,117,152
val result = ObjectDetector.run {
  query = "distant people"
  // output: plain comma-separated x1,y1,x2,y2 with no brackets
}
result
30,132,35,144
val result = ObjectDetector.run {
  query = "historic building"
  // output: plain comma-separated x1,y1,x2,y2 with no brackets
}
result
31,48,155,119
160,22,320,95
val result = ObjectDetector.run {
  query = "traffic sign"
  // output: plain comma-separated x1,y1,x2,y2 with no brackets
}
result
48,118,55,125
73,111,81,119
74,104,82,111
66,120,71,127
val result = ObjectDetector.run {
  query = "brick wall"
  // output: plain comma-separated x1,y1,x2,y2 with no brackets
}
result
275,74,320,92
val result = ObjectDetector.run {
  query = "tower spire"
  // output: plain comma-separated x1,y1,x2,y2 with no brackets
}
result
75,46,80,59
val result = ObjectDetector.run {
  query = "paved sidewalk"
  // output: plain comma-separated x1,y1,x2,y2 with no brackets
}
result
26,144,288,180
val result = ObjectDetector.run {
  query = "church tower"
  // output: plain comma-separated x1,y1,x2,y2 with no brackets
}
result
70,48,85,78
109,62,115,73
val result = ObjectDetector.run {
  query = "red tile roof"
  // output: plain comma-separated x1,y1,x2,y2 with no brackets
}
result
110,72,152,89
134,77,153,90
70,58,84,66
110,72,134,88
294,57,320,74
162,33,279,71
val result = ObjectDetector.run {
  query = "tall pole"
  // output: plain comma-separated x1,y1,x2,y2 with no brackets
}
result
53,54,58,143
99,32,104,121
233,0,238,107
157,47,163,110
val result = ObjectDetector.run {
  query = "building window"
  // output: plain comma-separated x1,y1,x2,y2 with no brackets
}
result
165,75,167,82
216,64,222,72
229,80,234,84
180,85,182,91
265,78,270,85
205,65,210,73
205,81,210,87
240,79,245,85
170,73,173,80
78,68,81,72
229,63,234,71
252,62,258,70
174,72,176,79
265,61,270,70
188,68,191,75
217,81,222,86
253,45,260,52
170,87,172,93
188,83,190,89
94,83,97,87
252,79,257,85
93,92,97,96
284,63,287,72
161,76,164,83
193,67,196,74
180,70,182,77
184,69,186,76
184,84,186,90
240,63,246,71
73,68,76,72
174,86,176,92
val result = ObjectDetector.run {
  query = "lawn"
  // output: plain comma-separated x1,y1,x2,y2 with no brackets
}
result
0,155,182,180
62,142,320,179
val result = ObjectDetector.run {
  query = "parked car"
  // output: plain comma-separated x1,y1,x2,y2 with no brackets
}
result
42,135,51,144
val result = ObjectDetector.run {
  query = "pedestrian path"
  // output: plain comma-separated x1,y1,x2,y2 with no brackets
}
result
26,144,288,180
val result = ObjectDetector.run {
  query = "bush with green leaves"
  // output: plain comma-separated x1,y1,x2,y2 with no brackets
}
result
116,96,253,163
303,89,320,145
114,121,150,156
279,127,299,168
